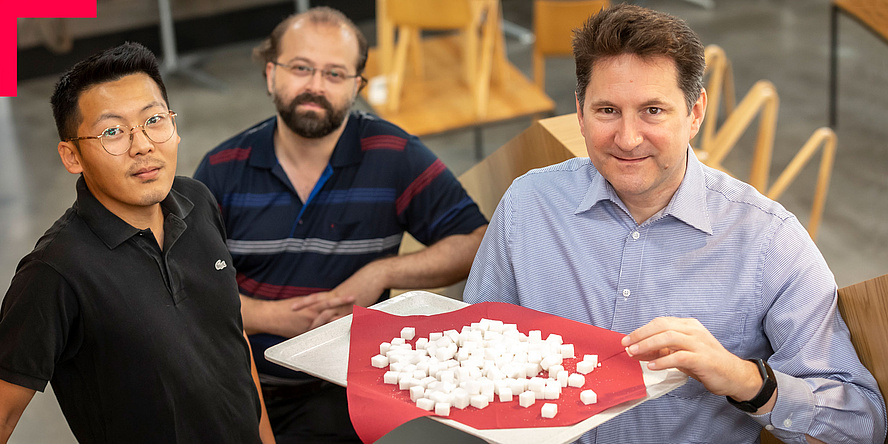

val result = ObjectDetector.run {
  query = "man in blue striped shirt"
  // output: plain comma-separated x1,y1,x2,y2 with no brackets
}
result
194,7,487,443
465,4,886,443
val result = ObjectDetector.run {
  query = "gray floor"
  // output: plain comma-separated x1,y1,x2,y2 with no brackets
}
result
3,0,887,442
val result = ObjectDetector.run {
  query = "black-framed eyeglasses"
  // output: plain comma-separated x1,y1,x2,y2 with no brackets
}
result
65,111,178,156
272,61,365,85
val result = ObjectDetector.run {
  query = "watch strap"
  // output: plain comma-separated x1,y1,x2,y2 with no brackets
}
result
726,358,777,413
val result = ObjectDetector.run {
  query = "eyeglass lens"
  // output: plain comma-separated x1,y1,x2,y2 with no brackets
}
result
100,113,176,155
288,63,351,84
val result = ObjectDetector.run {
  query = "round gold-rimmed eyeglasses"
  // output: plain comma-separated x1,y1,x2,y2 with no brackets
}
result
64,111,178,156
272,61,365,85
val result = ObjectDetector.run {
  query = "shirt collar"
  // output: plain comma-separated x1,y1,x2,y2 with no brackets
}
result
250,112,363,170
75,176,194,249
576,146,713,234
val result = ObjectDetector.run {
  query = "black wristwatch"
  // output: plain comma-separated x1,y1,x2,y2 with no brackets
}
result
727,358,777,413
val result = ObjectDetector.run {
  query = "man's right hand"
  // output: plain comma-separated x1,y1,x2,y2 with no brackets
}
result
239,293,356,338
239,295,320,338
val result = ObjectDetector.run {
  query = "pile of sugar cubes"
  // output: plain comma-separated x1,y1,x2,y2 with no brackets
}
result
370,318,601,419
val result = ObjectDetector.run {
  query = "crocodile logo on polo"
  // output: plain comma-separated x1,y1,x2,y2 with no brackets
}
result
215,259,227,270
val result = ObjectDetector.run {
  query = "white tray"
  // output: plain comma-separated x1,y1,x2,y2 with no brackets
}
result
266,291,687,444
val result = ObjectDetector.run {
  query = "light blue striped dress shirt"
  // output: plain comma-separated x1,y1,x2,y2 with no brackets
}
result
464,149,886,443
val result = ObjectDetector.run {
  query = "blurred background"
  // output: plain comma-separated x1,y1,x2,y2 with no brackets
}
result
4,0,887,441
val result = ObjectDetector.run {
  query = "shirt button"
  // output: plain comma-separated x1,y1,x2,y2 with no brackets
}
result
298,219,303,225
622,289,631,297
764,425,774,431
783,418,792,428
631,231,640,240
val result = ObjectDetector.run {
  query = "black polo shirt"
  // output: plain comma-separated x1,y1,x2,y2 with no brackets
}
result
0,176,261,443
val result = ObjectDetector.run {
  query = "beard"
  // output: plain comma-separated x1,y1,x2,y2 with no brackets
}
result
275,91,350,139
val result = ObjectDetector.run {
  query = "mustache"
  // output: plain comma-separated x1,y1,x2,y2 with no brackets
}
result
127,159,164,176
292,92,334,113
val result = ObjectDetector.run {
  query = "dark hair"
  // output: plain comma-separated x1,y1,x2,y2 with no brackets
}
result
572,4,704,114
253,6,369,78
50,42,168,142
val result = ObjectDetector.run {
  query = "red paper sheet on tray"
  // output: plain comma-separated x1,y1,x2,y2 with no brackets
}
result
346,302,646,443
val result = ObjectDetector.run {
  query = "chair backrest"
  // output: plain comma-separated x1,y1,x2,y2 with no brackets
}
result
386,0,473,29
837,273,888,412
532,0,609,88
763,272,888,444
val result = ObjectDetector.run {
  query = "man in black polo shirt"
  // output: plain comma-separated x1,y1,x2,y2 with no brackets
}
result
0,43,274,443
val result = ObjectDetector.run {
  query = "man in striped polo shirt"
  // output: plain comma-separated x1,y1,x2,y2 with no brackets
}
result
194,7,487,443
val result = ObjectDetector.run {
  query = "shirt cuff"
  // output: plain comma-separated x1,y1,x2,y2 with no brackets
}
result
748,370,815,442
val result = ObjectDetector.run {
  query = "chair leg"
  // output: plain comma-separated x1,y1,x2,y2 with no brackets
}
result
388,25,412,113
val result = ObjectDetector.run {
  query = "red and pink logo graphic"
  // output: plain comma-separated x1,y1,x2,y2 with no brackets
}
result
2,1,97,97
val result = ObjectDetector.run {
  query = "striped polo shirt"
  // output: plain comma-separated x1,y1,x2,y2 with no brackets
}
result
195,112,487,377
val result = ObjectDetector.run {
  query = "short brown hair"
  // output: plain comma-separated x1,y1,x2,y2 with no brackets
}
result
253,6,369,79
572,4,704,114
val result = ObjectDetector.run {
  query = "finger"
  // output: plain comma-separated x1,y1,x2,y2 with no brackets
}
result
622,316,676,347
289,293,327,311
310,309,340,330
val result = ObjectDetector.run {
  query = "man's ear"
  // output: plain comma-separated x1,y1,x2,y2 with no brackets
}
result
265,62,276,96
688,88,708,140
58,141,83,175
576,92,586,139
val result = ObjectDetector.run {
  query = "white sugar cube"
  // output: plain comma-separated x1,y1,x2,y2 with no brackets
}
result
383,371,399,384
519,390,536,408
415,337,429,350
541,403,558,418
528,330,542,342
556,370,569,387
545,334,563,345
544,380,561,399
539,354,562,371
568,373,586,388
580,389,598,405
509,378,527,394
576,360,596,374
548,364,564,376
410,385,425,401
416,398,435,411
435,402,451,416
391,337,406,346
560,344,575,359
452,390,470,409
399,377,419,390
528,377,546,393
498,387,513,402
380,342,391,355
401,327,416,340
429,332,443,341
429,391,451,404
583,354,599,366
371,354,389,368
470,394,489,409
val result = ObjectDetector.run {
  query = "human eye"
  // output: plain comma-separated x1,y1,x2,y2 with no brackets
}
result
646,107,663,115
293,64,314,75
101,126,125,138
597,107,618,115
325,68,347,82
145,114,165,127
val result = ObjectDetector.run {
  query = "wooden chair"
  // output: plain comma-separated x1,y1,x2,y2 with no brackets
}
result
694,79,836,240
394,114,585,297
532,0,609,90
377,0,501,117
764,272,888,444
692,44,736,154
